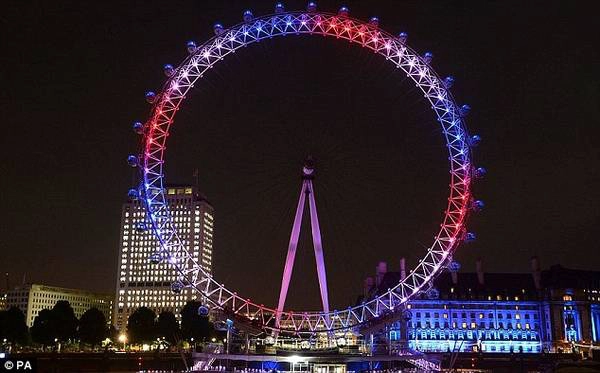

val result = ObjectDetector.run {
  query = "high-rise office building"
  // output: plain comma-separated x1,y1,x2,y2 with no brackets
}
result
113,185,214,330
5,284,113,327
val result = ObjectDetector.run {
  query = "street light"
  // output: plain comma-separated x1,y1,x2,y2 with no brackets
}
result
118,333,128,351
226,319,234,355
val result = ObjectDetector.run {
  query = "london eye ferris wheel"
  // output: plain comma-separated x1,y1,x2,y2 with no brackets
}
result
126,2,485,336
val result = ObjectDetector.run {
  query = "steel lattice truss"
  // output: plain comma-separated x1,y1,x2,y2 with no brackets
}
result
137,8,474,336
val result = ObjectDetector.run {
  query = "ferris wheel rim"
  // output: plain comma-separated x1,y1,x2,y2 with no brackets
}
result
137,8,474,334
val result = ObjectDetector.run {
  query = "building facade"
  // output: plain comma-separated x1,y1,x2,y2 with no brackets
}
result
363,258,600,354
113,185,214,330
5,284,113,327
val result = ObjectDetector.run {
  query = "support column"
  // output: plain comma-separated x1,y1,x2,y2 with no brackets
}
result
275,158,330,328
275,181,307,328
307,181,330,314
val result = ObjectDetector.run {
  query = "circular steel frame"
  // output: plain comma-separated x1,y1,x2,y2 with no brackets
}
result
138,10,474,335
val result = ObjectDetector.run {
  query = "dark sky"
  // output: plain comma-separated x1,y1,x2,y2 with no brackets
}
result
1,1,598,311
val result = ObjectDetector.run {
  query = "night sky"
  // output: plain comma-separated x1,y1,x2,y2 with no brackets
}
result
1,1,598,311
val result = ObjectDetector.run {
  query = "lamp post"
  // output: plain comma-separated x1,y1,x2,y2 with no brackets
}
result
225,319,234,371
226,319,234,354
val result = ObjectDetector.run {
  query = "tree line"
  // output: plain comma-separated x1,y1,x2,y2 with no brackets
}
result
0,300,219,350
0,301,113,349
126,301,219,345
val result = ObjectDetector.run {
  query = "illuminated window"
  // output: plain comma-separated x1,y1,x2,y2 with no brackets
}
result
563,295,573,301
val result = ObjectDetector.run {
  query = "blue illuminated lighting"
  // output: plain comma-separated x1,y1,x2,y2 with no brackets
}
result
388,299,546,354
132,121,144,134
145,91,156,103
127,188,139,200
186,40,197,54
592,305,600,342
127,154,138,167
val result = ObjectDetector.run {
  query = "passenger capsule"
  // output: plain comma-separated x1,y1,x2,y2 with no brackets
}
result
213,23,224,35
465,232,477,243
426,287,440,299
163,64,175,77
398,32,408,43
149,253,162,264
448,261,461,272
469,134,481,147
243,10,253,23
127,155,138,167
186,40,197,54
460,104,471,117
444,76,455,89
423,52,433,64
132,121,144,135
307,2,317,12
472,199,485,211
474,167,487,178
145,91,156,104
198,305,210,317
369,17,379,27
171,280,184,294
275,2,285,14
127,188,139,200
338,6,349,17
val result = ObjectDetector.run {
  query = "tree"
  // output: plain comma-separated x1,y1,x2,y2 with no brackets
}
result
79,308,107,348
52,301,78,342
127,307,157,344
31,309,56,347
157,311,179,344
0,307,29,345
181,301,213,341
